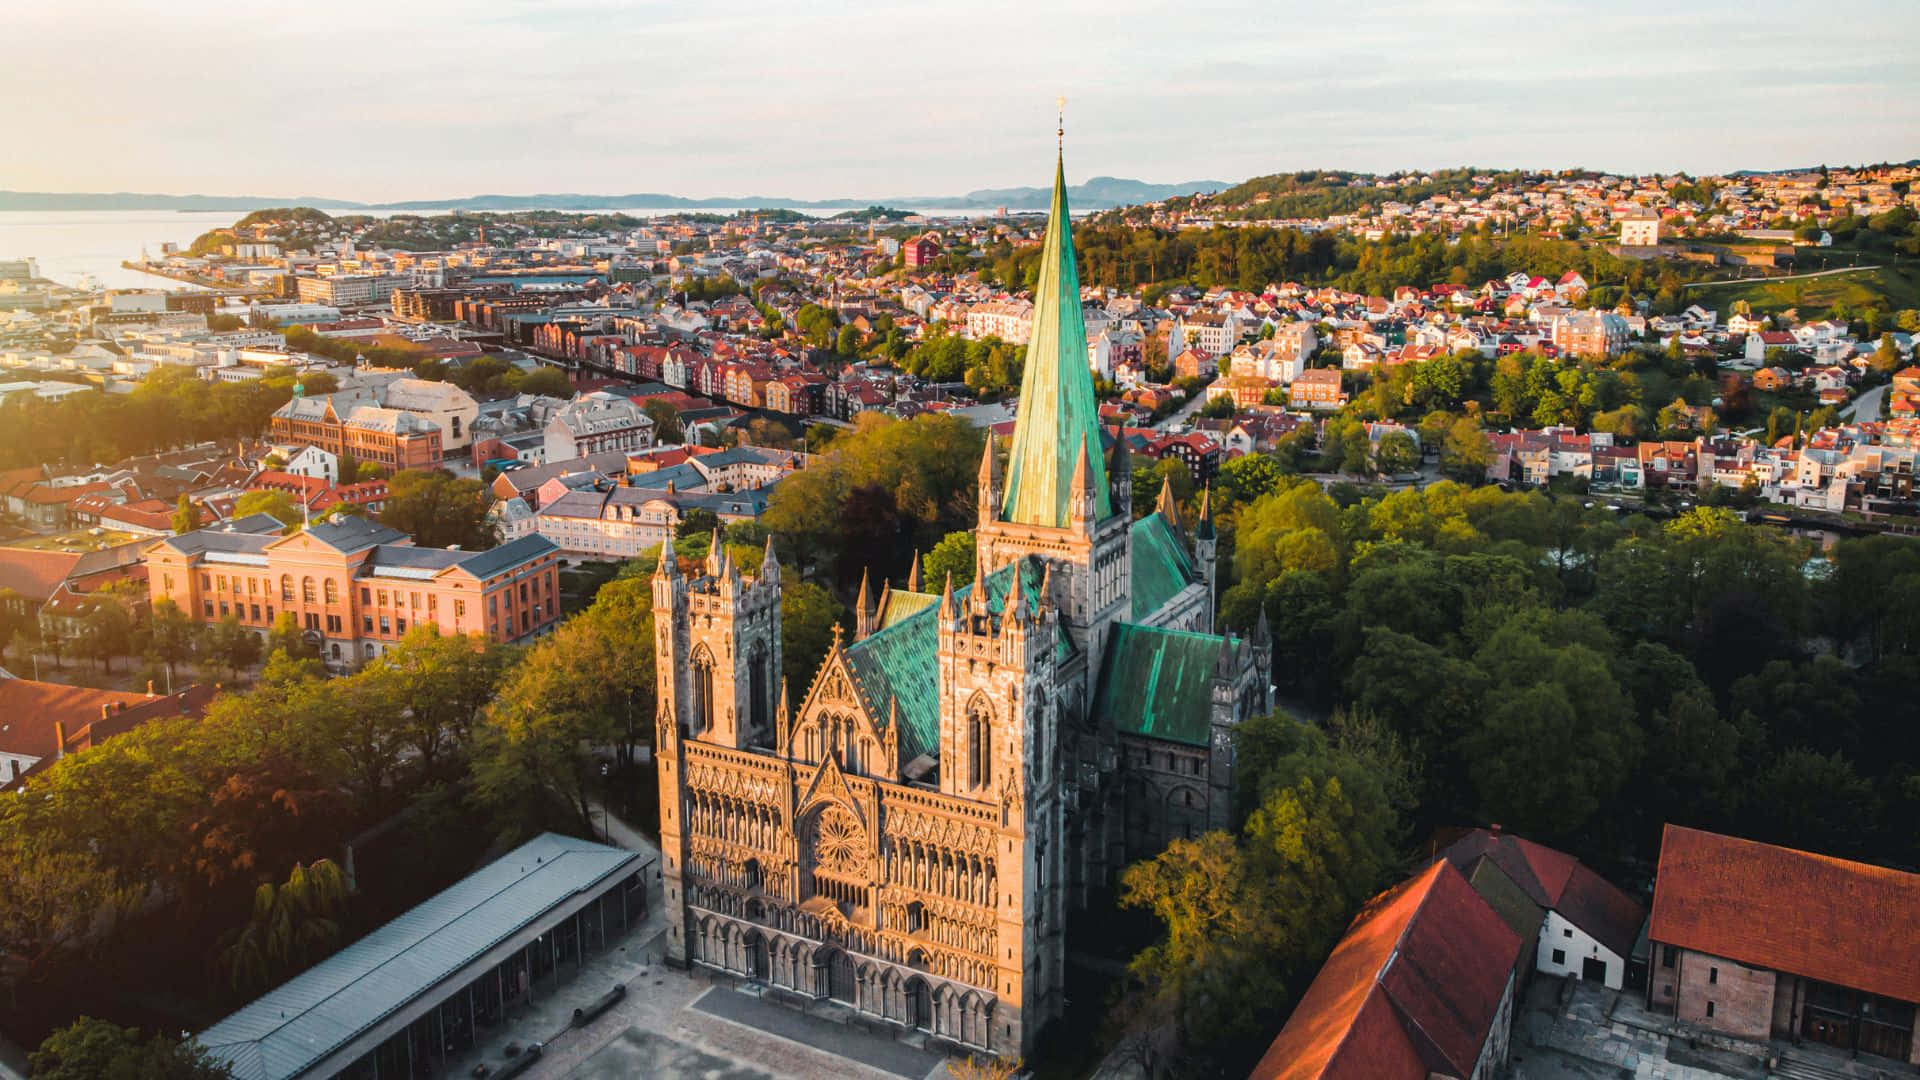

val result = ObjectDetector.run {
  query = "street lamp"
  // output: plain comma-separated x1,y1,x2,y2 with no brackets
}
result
598,761,611,845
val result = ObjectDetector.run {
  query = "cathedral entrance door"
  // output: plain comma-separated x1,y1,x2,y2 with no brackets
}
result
906,977,933,1032
823,949,857,1004
744,931,768,981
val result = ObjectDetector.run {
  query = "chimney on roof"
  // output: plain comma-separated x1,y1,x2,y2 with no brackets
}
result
146,680,155,696
54,721,67,758
1489,823,1502,836
100,704,111,720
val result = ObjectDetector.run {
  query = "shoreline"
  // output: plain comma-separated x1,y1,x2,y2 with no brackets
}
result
117,260,242,292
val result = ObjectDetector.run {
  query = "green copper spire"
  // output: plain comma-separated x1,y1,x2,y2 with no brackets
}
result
1000,152,1111,527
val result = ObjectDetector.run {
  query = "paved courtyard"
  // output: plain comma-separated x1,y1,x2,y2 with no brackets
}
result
1513,975,1919,1080
447,808,954,1080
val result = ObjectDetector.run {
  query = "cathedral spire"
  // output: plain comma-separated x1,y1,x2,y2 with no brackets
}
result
1004,559,1027,629
938,571,957,621
977,434,1000,520
970,542,992,615
999,144,1110,527
854,570,874,640
1156,473,1182,531
1196,485,1215,541
1069,433,1095,527
654,539,678,580
907,550,922,592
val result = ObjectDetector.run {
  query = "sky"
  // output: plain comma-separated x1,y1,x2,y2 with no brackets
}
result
3,0,1917,203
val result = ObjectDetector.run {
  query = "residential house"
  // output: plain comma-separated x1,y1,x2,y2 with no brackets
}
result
1289,368,1346,411
1438,827,1646,991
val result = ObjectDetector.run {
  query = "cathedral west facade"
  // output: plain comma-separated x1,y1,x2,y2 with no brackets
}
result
651,152,1271,1058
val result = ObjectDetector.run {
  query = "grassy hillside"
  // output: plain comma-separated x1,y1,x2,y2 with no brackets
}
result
1684,264,1920,318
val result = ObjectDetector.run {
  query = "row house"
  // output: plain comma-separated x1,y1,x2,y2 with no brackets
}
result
762,372,828,416
825,379,891,420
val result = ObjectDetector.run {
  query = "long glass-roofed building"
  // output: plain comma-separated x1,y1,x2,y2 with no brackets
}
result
197,833,646,1080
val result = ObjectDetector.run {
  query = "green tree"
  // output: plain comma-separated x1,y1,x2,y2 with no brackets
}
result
234,489,302,530
1122,712,1405,1065
380,469,496,550
1373,430,1419,476
1215,453,1288,508
76,600,134,673
214,859,351,995
921,529,978,589
359,626,511,774
511,365,574,397
1440,416,1492,481
171,494,201,535
265,611,319,662
30,1017,235,1080
144,598,199,685
642,400,684,444
677,508,720,539
206,613,262,681
782,580,846,693
1872,334,1902,374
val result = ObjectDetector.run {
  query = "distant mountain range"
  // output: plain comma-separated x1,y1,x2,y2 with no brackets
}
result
0,177,1226,215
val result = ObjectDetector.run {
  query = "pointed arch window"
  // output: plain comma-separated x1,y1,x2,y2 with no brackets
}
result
691,645,716,733
967,698,992,790
747,645,769,742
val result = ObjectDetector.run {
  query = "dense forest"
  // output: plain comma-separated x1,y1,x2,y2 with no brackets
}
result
979,222,1708,307
1109,469,1920,1074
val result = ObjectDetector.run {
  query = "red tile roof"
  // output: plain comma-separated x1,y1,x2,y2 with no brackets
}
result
1438,828,1644,960
1650,825,1920,1005
0,549,85,600
1251,860,1521,1080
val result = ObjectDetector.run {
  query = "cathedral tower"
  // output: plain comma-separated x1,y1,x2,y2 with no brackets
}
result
654,537,783,966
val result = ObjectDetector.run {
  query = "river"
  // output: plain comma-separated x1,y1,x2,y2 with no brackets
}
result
0,205,1000,291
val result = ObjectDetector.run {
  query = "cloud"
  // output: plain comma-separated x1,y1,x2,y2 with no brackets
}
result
1,0,1915,199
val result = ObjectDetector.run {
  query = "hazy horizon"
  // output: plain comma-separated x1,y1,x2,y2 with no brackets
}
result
5,0,1917,203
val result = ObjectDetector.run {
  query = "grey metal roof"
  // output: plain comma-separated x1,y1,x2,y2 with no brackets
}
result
197,833,639,1080
495,451,628,494
302,516,407,554
453,534,557,580
156,528,276,558
363,546,466,572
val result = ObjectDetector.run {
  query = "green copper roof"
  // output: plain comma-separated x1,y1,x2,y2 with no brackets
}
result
1094,623,1229,747
1001,155,1111,528
877,589,937,629
843,557,1070,765
1130,511,1197,621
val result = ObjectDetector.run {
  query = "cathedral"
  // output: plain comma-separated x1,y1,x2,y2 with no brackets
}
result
651,151,1272,1058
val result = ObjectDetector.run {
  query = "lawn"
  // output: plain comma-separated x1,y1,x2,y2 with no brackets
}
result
4,528,145,553
1685,264,1920,318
